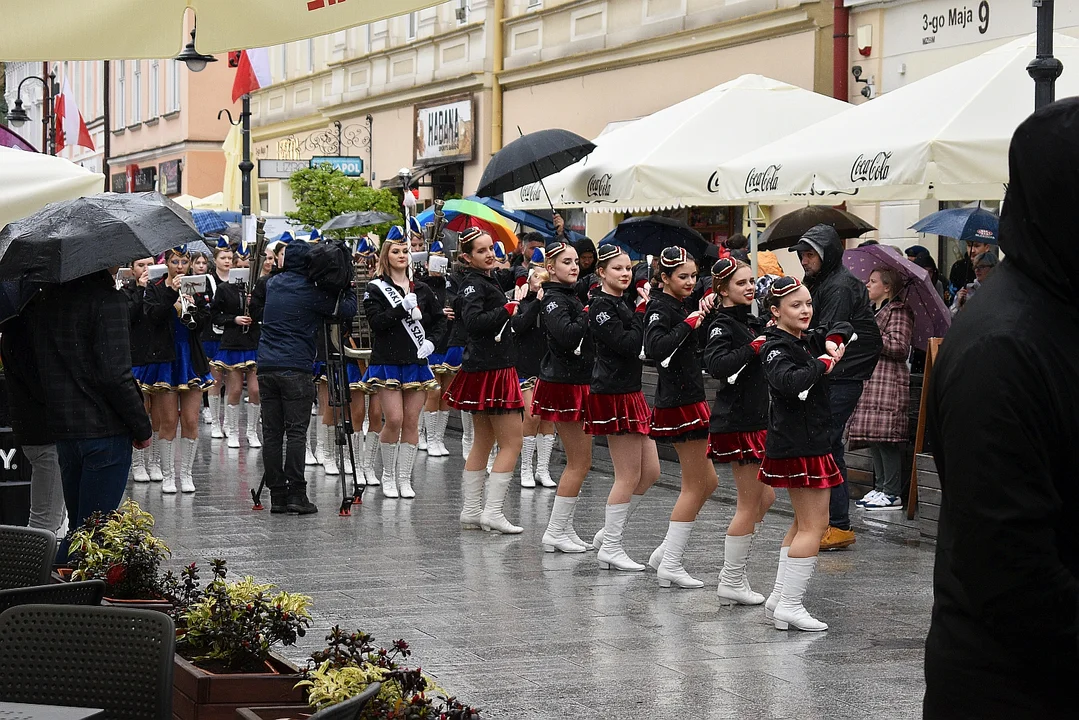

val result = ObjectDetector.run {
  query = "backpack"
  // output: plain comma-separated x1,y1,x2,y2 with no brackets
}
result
305,240,354,293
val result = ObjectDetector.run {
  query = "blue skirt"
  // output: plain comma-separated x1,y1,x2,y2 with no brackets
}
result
361,363,438,392
314,361,365,390
211,348,257,371
427,346,463,374
202,340,221,359
134,340,212,393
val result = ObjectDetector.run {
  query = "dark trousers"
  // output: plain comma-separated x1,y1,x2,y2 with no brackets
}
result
56,435,133,557
827,379,865,530
259,370,315,497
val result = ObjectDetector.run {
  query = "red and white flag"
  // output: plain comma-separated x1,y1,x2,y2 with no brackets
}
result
54,78,95,154
231,48,272,102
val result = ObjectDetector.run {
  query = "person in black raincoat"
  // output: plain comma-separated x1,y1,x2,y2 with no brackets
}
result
923,98,1079,720
790,223,882,550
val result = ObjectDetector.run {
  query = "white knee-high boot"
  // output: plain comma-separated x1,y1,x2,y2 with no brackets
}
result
417,413,428,452
363,432,381,485
461,412,474,459
159,439,176,494
765,547,790,620
179,437,197,493
430,410,450,456
380,443,399,498
534,434,556,487
397,443,417,499
773,556,827,632
132,446,150,482
246,403,262,448
322,423,340,475
656,521,704,589
519,436,537,488
480,471,522,534
594,493,643,549
597,502,645,571
147,434,163,482
210,391,225,439
226,404,241,448
460,468,486,529
716,534,765,606
542,496,587,553
351,432,367,484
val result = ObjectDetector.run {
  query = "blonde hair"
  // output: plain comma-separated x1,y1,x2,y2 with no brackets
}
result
376,239,409,278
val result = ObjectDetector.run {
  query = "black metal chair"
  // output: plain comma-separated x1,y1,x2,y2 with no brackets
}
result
0,525,56,590
309,682,382,720
0,603,175,720
0,579,105,614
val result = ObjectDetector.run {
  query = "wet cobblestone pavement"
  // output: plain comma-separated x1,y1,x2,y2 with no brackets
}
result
134,425,933,719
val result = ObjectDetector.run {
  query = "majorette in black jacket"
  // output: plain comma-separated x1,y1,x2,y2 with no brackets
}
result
643,290,705,409
422,273,452,353
454,267,516,372
197,274,227,343
141,276,211,375
703,304,768,434
512,292,545,381
211,280,260,352
362,275,445,366
538,282,594,386
589,290,645,395
121,280,153,367
758,322,854,459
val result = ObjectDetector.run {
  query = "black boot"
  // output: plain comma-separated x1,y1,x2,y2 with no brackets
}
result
269,488,288,514
286,485,318,515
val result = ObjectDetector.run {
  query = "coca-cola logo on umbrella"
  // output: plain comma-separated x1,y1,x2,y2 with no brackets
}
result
744,165,781,194
586,173,612,198
850,152,892,184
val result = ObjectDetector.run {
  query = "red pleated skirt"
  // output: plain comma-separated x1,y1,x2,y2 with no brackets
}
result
531,379,589,423
584,391,652,436
708,430,768,464
443,367,524,413
649,402,711,441
758,454,843,489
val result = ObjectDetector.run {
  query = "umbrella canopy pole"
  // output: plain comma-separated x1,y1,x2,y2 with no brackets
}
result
749,202,760,317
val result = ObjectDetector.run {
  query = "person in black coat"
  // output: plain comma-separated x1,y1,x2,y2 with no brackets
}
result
642,246,719,590
201,244,234,440
417,241,455,459
584,244,660,572
360,232,445,501
511,250,556,489
211,271,262,451
756,276,854,633
121,256,157,483
923,98,1079,720
532,240,597,555
442,228,527,535
703,258,777,608
790,222,882,549
136,248,212,495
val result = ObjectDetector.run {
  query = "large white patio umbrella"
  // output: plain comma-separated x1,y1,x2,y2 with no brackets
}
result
1,0,443,60
712,34,1079,205
0,148,104,229
504,75,850,213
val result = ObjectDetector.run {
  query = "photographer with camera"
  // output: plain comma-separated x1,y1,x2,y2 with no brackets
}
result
257,239,357,515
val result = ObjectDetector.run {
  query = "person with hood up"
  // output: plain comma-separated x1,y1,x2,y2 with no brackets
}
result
789,223,883,550
922,98,1079,720
257,240,357,515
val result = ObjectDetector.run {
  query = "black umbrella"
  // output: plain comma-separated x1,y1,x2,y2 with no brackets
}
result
607,216,709,260
758,206,875,251
321,211,398,232
0,192,201,283
476,128,596,206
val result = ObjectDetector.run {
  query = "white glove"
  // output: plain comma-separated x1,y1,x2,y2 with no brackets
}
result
401,293,418,311
410,307,423,321
417,340,435,359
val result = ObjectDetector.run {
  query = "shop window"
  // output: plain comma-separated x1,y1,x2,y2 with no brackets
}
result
132,61,142,124
168,60,181,113
148,60,159,118
116,61,126,127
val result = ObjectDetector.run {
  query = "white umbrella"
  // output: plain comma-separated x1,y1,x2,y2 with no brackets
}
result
0,147,104,229
503,75,849,213
1,0,443,60
712,33,1079,205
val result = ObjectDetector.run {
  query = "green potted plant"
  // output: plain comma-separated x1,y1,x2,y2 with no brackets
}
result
171,572,312,720
64,499,172,608
237,627,480,720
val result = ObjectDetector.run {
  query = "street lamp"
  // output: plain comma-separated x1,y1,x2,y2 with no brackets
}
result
7,71,59,155
176,28,218,73
218,97,254,248
1029,0,1063,109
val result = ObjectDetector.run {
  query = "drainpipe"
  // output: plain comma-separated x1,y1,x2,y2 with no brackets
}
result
490,0,504,155
833,0,850,101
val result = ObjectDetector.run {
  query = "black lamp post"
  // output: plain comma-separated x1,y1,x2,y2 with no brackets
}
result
1028,0,1063,110
218,96,254,246
176,28,218,73
8,71,59,155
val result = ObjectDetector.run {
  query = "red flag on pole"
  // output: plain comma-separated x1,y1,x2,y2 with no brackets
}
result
54,78,95,154
231,48,272,103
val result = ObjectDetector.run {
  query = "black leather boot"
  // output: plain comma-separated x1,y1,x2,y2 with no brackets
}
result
286,485,318,515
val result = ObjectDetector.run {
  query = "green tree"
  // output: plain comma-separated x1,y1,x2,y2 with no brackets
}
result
287,164,401,239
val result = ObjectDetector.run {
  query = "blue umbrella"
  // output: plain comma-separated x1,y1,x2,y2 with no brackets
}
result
191,209,228,235
910,205,998,244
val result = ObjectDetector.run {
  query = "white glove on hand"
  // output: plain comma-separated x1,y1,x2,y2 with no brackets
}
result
410,307,423,321
417,340,435,359
401,293,418,311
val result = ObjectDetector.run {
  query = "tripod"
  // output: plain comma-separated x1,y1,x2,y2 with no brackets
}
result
323,315,365,515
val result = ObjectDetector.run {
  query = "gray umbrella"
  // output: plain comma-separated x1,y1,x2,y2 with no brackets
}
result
0,192,202,283
321,211,398,232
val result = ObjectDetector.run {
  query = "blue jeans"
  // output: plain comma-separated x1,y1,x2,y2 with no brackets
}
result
827,379,864,531
56,435,133,556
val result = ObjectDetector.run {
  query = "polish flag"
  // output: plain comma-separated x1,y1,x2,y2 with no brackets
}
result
54,78,95,154
231,48,272,102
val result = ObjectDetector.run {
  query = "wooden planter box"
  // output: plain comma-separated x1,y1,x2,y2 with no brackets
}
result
172,652,306,720
234,707,313,720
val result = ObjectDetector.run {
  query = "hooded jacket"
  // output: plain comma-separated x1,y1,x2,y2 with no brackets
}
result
643,291,705,409
759,323,853,459
589,290,645,395
922,99,1079,720
455,267,516,372
539,282,594,385
257,241,358,373
799,224,883,382
703,304,768,434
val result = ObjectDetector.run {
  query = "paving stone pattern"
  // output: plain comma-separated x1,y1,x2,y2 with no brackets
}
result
138,425,933,719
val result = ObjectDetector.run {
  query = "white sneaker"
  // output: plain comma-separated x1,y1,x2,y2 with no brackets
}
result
863,493,903,510
856,490,884,508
